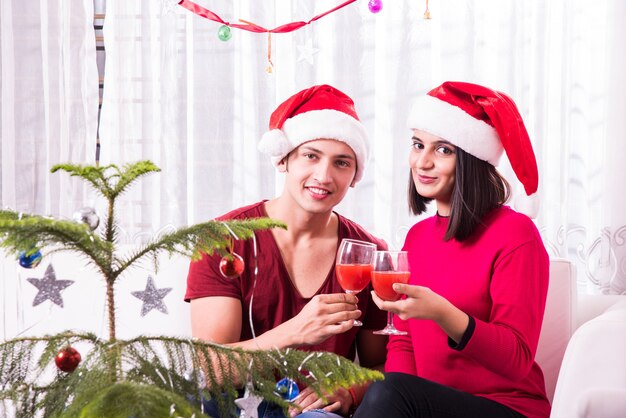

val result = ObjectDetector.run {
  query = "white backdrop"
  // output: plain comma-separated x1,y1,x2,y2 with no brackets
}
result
2,0,626,340
0,248,192,341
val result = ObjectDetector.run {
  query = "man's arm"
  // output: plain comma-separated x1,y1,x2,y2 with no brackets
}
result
190,293,362,351
190,296,242,344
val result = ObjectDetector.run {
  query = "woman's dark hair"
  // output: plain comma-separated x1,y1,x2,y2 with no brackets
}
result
408,146,511,241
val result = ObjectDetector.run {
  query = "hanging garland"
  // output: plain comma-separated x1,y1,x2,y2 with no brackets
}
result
177,0,358,33
177,0,432,71
177,0,358,72
177,0,431,34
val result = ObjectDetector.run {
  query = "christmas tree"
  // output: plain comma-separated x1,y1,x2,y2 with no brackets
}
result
0,161,382,417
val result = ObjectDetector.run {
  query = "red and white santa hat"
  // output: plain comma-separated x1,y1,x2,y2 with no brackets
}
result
407,81,539,217
258,84,369,184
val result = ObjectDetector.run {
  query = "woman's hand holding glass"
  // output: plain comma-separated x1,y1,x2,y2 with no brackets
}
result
371,250,410,335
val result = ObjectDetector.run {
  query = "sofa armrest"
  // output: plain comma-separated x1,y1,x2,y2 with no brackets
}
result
577,388,626,418
536,258,577,402
577,294,625,328
551,299,626,417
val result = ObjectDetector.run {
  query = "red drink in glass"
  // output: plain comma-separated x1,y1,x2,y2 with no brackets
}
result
335,239,376,326
372,271,410,301
336,263,374,293
372,250,410,335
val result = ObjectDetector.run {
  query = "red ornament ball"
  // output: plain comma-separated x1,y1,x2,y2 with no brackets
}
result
219,252,245,278
55,346,81,373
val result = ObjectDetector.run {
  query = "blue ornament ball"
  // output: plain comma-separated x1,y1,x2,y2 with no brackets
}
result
217,25,232,41
368,0,383,13
275,377,299,401
19,250,43,269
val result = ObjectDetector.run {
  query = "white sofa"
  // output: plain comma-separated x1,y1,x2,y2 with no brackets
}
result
537,258,626,417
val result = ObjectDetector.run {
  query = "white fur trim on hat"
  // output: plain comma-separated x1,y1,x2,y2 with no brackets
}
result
258,109,369,183
407,95,504,166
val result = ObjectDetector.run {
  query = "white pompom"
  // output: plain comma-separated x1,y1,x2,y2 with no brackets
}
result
513,192,539,218
258,129,292,157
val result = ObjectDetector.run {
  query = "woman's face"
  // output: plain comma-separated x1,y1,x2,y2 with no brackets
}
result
409,128,457,215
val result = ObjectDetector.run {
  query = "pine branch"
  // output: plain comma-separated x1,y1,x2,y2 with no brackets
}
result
50,163,112,197
0,333,383,418
64,382,203,418
50,161,161,200
114,218,287,279
110,161,161,198
0,213,113,274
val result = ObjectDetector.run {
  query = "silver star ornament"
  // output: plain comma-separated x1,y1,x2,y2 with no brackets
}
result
27,264,74,307
131,276,172,316
235,385,263,418
296,39,320,65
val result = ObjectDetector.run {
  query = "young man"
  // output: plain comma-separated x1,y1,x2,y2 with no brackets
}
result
185,85,387,417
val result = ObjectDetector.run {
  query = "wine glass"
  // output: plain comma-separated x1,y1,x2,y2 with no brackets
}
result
372,250,410,335
335,238,376,326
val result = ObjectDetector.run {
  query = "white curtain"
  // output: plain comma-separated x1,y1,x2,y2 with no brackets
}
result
0,0,99,217
2,0,626,295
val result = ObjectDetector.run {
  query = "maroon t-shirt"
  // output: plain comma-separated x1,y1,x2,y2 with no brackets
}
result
185,200,388,361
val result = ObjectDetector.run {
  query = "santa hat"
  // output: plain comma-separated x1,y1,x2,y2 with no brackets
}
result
258,84,369,184
407,81,539,217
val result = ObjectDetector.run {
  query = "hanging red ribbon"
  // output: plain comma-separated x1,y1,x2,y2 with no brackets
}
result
177,0,358,33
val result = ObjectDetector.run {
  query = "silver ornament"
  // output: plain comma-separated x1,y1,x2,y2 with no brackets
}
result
131,276,172,316
235,383,263,418
72,207,100,230
27,264,74,307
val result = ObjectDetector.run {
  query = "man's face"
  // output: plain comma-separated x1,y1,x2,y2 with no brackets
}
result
278,139,358,215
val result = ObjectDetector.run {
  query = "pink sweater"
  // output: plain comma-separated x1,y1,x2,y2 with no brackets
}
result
388,206,551,418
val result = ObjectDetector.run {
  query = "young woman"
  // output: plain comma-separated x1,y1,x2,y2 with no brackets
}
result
354,82,551,418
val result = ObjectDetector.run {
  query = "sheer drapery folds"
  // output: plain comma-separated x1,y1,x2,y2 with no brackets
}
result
0,0,99,216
